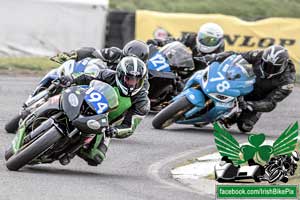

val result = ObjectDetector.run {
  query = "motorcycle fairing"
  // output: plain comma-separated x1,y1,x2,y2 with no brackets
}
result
177,101,235,124
72,114,109,134
61,86,86,121
199,56,255,98
108,87,132,122
39,58,91,86
173,55,255,125
173,87,206,107
84,89,109,114
147,52,171,72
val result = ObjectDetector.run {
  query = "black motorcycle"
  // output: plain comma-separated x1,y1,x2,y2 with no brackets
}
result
4,58,104,133
5,79,118,171
147,42,195,111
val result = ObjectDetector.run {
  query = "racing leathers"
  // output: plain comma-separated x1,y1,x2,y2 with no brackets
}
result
207,50,296,132
147,32,225,70
55,47,123,69
70,69,150,165
77,47,123,69
57,39,150,70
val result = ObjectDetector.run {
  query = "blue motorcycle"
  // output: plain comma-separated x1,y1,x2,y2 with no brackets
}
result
4,58,106,133
152,55,256,130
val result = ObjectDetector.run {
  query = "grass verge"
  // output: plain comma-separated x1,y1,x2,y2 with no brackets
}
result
0,57,58,72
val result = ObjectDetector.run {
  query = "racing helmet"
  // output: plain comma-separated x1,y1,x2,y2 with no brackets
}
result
116,56,147,96
261,45,289,79
196,23,224,54
123,40,150,62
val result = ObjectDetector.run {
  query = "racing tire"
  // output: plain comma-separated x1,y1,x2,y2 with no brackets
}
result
6,126,62,171
4,146,14,161
152,97,193,129
5,114,22,134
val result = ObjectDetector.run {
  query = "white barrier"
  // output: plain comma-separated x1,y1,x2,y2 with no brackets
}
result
0,0,108,56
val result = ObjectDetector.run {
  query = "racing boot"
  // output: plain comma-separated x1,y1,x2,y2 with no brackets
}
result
220,115,238,129
237,122,253,133
77,134,110,166
237,112,262,133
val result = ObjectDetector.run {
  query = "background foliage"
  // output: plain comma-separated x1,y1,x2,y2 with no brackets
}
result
110,0,300,20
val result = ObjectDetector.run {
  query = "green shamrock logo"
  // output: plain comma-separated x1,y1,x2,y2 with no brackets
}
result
214,122,299,166
240,134,273,163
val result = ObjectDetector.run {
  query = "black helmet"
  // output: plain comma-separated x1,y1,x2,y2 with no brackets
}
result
261,45,289,78
123,40,149,62
115,56,147,96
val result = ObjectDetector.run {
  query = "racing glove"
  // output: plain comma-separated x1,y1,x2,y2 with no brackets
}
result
193,56,208,67
194,54,216,65
146,39,161,46
238,97,254,112
104,127,118,138
51,51,78,64
146,37,176,47
59,76,74,87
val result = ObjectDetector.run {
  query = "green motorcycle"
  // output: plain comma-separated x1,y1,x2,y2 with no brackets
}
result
5,79,128,171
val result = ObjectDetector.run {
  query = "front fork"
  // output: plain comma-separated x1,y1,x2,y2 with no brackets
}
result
12,112,63,154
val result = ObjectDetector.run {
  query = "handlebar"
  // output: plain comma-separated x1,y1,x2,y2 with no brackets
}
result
47,78,70,96
49,78,71,90
48,79,61,92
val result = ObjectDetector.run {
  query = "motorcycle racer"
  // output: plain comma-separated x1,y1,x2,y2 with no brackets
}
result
206,45,296,132
4,40,150,134
55,40,149,69
60,56,150,165
147,22,225,70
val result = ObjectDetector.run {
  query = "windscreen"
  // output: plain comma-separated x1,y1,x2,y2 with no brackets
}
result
159,41,195,70
89,80,119,110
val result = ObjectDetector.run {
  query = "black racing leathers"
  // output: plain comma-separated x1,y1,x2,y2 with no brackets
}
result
209,50,296,131
73,47,123,69
147,32,225,70
73,69,150,138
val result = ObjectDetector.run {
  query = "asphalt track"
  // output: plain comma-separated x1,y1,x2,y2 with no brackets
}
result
0,75,299,200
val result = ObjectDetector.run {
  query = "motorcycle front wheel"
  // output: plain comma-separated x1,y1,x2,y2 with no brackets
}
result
6,126,62,171
152,97,193,129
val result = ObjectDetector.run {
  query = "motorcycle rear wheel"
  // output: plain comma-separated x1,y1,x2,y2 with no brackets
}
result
152,97,193,129
6,126,62,171
5,114,22,133
4,146,14,161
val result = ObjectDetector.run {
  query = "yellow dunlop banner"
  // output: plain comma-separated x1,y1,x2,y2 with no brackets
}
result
136,10,300,72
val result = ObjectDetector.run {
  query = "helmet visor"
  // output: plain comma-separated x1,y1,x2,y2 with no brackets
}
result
198,33,221,47
261,60,285,76
123,75,143,92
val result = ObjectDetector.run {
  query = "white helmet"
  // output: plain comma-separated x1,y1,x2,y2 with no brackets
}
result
196,23,224,54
